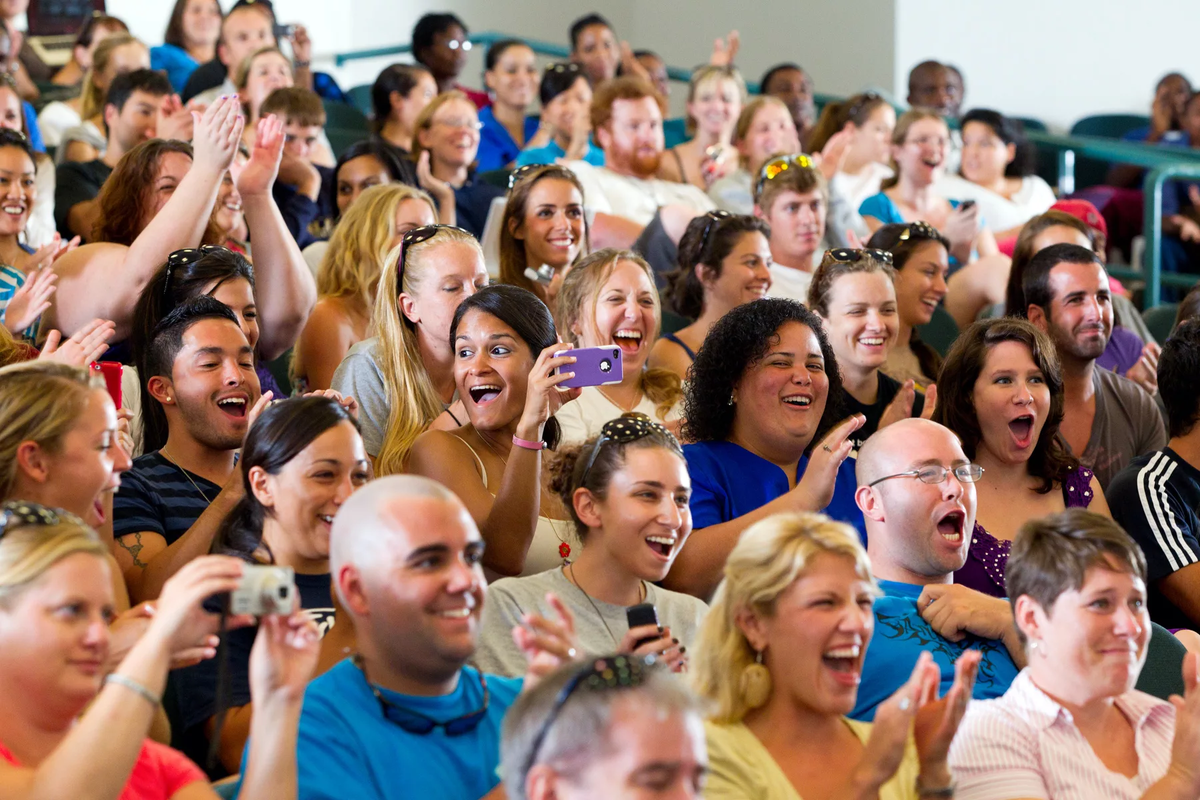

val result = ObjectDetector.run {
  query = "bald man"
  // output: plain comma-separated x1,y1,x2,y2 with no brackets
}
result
849,419,1021,720
277,476,576,800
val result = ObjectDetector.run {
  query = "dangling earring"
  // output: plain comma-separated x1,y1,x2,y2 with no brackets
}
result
739,649,771,709
728,393,736,406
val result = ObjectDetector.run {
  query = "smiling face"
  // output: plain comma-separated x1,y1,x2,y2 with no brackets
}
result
28,388,131,527
108,89,161,154
761,188,825,265
219,7,274,72
513,177,584,271
424,24,471,80
542,76,592,138
141,151,193,230
454,308,534,431
745,552,875,716
848,104,895,166
961,121,1015,187
0,85,21,133
572,23,619,86
244,51,293,117
598,97,665,179
730,321,829,457
818,271,898,375
254,421,369,566
1039,261,1113,363
421,98,481,171
894,240,949,327
394,71,438,130
0,551,114,715
703,230,772,312
972,339,1051,466
214,152,247,236
206,276,259,350
587,445,692,583
893,117,950,187
161,317,261,451
689,76,741,139
336,154,391,217
182,0,222,48
486,44,538,110
578,259,658,374
739,103,799,174
1025,558,1149,700
0,144,34,236
762,67,815,130
390,197,438,249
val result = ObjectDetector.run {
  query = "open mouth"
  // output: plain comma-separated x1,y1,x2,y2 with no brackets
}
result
858,336,886,349
1009,415,1035,448
746,282,769,296
613,330,643,355
821,645,862,679
468,384,502,405
645,535,677,559
937,510,965,543
92,497,106,524
921,157,943,169
216,396,248,419
317,513,335,527
437,606,473,620
2,203,25,216
781,393,812,408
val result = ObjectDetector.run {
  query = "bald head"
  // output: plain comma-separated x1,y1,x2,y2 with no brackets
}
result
856,418,958,486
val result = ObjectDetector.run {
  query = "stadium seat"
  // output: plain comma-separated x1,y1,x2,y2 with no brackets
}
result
323,101,371,159
347,83,373,117
1134,622,1187,700
914,304,959,357
1068,114,1153,190
1142,302,1180,343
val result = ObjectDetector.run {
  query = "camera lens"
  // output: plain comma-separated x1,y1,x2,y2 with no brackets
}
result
600,359,611,372
278,586,289,598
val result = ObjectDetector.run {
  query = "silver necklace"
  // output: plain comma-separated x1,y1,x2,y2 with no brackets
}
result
566,562,646,647
159,449,215,504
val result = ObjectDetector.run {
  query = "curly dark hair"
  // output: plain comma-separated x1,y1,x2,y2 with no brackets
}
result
682,298,846,448
932,318,1077,493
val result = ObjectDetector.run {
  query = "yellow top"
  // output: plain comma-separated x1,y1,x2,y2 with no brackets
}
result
703,718,920,800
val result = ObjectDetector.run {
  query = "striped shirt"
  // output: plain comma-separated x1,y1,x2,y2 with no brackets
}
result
1108,448,1200,629
949,669,1175,800
113,452,221,545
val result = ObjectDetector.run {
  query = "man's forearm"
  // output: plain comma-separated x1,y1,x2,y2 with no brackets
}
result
134,486,241,601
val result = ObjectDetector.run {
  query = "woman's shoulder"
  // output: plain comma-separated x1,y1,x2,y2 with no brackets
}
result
858,191,901,221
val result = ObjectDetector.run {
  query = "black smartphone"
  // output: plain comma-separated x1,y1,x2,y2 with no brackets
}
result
626,603,660,650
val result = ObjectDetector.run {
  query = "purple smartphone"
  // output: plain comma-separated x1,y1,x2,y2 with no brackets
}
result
555,345,623,389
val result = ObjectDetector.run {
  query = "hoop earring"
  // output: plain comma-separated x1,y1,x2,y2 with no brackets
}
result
739,649,771,709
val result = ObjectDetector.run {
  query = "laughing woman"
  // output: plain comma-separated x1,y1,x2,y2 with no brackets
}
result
934,318,1108,598
475,413,707,677
554,248,685,444
408,285,580,579
649,211,772,382
497,164,588,307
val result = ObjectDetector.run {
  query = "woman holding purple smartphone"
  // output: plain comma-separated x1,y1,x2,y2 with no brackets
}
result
408,284,581,580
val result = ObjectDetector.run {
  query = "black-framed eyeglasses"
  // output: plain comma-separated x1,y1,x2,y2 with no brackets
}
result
355,654,489,736
897,221,941,242
523,655,656,778
397,224,472,286
0,501,86,539
755,154,817,198
698,209,733,252
164,245,227,299
826,247,895,266
867,463,984,488
579,414,676,485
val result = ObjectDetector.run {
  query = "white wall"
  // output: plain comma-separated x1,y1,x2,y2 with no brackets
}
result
893,0,1192,130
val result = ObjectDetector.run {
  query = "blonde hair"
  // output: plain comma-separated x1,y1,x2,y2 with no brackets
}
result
733,96,791,170
233,45,291,92
0,516,107,608
411,90,473,167
690,512,877,723
684,65,747,137
318,183,439,307
0,363,103,501
372,227,485,475
880,109,946,191
79,34,146,120
554,248,682,421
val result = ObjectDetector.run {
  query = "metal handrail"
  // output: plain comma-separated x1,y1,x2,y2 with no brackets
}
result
1141,163,1200,307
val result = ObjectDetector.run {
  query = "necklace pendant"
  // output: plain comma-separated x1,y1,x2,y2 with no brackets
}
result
558,541,572,561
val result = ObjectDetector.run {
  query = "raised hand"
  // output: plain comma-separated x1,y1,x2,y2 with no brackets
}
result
248,611,321,706
156,94,195,142
793,414,865,511
192,95,245,177
238,114,285,198
288,25,313,66
107,602,221,672
1166,653,1200,795
857,652,941,789
3,266,56,333
516,343,581,441
37,317,116,366
817,127,855,180
914,650,980,774
416,150,455,210
304,388,359,418
878,379,919,431
709,30,740,66
142,556,256,657
14,232,79,273
618,623,688,673
513,593,580,687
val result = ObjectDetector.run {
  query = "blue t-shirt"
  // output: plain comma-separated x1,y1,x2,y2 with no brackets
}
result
515,139,605,168
476,107,540,173
150,44,199,94
682,439,866,541
250,659,522,800
22,102,42,153
851,579,1019,721
858,193,961,225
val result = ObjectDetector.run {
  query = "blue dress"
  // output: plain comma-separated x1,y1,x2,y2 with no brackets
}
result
682,439,866,540
475,107,540,173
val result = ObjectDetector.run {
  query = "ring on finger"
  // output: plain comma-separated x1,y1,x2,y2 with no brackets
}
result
898,697,912,712
822,444,832,452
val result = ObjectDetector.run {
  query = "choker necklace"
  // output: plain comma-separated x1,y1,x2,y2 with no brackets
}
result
567,562,646,647
158,448,215,504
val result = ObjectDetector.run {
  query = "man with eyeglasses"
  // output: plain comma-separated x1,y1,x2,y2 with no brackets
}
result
269,475,577,800
849,417,1021,720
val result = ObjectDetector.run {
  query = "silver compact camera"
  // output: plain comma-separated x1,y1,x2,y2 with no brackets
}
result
230,565,297,616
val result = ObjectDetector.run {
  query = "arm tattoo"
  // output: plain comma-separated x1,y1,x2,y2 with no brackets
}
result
117,533,147,569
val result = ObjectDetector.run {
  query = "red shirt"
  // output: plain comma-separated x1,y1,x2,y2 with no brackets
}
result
0,738,206,799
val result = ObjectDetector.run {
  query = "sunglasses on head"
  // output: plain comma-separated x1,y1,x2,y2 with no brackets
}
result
507,163,578,192
356,654,490,736
524,655,657,777
755,154,817,198
897,221,941,242
163,245,228,300
578,414,675,485
697,209,733,251
0,502,86,540
397,224,472,285
825,247,894,266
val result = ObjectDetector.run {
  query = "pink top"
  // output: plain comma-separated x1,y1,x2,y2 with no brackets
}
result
0,738,206,799
948,669,1175,800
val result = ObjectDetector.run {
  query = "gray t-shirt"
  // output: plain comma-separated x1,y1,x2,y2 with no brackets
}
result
473,566,709,678
1080,366,1167,491
330,338,389,457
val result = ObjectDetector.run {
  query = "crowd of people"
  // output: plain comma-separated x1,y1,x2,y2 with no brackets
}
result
4,2,1200,799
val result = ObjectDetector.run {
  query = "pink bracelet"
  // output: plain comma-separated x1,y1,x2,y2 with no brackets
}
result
512,435,545,451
